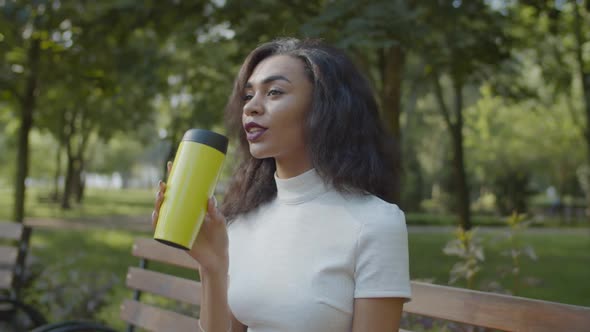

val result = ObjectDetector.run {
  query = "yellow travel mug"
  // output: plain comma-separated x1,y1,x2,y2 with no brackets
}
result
154,129,228,250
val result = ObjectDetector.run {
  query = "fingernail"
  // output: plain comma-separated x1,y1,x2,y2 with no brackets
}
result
212,196,218,208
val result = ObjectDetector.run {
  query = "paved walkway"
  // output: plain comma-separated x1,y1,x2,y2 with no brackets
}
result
407,225,590,235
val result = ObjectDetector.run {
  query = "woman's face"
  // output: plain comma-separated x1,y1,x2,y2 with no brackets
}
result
242,55,313,164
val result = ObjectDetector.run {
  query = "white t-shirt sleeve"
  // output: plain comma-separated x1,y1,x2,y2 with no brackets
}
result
353,204,411,300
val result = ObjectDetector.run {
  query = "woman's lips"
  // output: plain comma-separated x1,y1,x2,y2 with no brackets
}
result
246,128,267,142
244,122,268,142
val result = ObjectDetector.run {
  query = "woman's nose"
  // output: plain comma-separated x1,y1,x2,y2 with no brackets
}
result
243,94,264,116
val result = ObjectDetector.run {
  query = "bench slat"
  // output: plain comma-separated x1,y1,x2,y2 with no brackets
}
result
405,281,590,332
0,246,18,265
133,238,199,271
126,267,202,305
0,270,13,289
0,222,23,240
120,299,199,332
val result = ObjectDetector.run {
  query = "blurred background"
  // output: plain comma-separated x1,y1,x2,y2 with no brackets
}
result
0,0,589,330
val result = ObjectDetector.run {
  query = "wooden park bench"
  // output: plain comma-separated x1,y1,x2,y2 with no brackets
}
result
404,281,590,331
117,237,590,332
0,221,47,328
0,222,25,295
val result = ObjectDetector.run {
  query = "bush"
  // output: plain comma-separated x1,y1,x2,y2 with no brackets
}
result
22,253,119,324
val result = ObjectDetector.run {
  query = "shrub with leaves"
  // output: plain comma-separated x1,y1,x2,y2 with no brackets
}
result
494,212,539,295
443,227,485,289
22,253,119,324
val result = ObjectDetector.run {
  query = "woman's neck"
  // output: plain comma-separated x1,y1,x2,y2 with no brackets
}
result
274,156,313,179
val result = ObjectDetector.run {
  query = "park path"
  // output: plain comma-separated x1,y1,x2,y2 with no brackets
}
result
22,216,590,236
406,225,590,235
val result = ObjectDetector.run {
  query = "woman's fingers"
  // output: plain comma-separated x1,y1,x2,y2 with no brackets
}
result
152,180,168,228
207,196,225,224
154,181,166,211
151,210,158,228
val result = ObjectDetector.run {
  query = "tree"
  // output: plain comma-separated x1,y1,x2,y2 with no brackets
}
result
511,1,590,214
0,1,64,222
33,1,216,207
417,1,512,229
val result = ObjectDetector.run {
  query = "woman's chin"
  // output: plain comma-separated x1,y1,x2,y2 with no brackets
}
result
249,146,271,159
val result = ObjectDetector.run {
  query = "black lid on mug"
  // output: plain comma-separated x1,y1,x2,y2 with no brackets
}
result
182,129,228,154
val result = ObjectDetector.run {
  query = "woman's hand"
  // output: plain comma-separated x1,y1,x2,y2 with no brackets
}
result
152,161,229,276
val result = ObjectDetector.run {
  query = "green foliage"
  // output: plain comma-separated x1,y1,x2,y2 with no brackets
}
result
1,0,589,220
490,213,540,295
418,1,512,84
23,254,120,323
442,227,485,289
465,84,585,213
577,165,590,211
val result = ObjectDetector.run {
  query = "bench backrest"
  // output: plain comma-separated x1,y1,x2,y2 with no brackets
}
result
122,237,590,332
405,281,590,331
0,222,23,293
121,238,202,331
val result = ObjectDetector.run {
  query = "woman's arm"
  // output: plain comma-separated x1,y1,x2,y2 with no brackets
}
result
199,269,231,332
231,314,247,332
198,269,248,332
351,297,405,332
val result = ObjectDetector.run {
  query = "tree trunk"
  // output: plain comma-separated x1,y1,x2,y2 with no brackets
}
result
61,153,75,209
573,2,590,216
74,158,85,203
432,72,471,230
52,111,67,201
451,79,471,230
61,112,76,209
63,153,85,207
52,142,62,201
13,37,41,223
379,45,405,204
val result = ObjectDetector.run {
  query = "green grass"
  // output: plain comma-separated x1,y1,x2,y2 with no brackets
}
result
0,188,154,221
409,231,590,306
1,187,587,228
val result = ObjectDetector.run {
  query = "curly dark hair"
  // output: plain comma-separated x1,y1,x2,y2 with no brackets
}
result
221,38,399,220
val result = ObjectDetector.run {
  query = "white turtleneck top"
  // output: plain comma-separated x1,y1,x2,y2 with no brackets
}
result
227,169,411,332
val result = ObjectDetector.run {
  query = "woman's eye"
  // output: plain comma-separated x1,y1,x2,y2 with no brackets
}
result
268,89,283,96
243,94,253,101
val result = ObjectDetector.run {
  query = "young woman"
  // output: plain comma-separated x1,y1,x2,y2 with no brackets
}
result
152,38,411,332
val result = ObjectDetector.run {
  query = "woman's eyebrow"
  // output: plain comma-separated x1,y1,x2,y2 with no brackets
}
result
245,75,291,88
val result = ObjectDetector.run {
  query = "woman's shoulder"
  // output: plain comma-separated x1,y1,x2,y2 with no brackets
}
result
336,192,406,229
